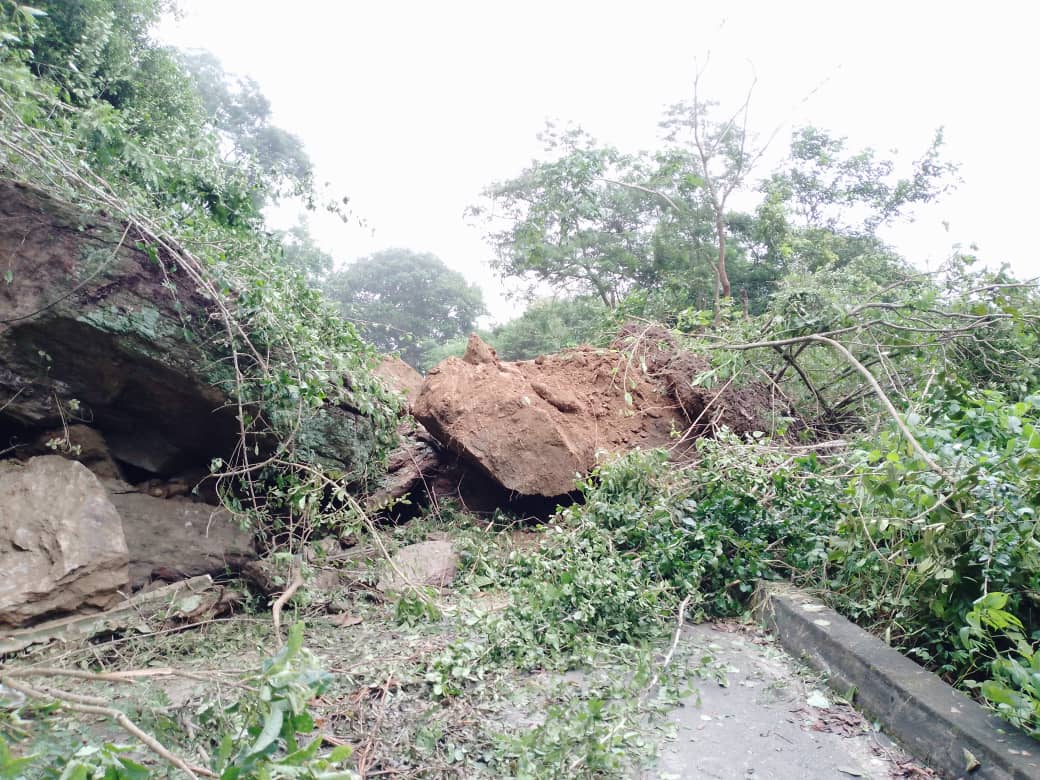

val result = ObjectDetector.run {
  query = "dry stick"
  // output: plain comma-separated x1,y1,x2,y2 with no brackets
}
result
271,557,305,647
0,677,216,779
772,344,832,417
646,594,693,693
6,666,239,684
719,333,949,478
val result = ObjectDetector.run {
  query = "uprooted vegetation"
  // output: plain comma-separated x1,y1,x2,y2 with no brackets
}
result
2,2,1040,777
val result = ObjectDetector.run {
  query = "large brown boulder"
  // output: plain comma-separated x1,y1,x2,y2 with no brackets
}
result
0,456,129,627
106,484,256,589
412,335,693,498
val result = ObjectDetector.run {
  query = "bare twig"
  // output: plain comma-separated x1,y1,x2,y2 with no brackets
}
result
646,594,693,692
0,677,216,778
271,557,305,646
718,334,949,477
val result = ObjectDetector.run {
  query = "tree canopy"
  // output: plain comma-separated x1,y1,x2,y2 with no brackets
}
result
325,249,487,369
471,108,957,327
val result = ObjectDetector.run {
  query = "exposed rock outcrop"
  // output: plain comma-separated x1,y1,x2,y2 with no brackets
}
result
0,456,129,627
0,181,237,474
106,483,256,588
0,179,381,482
365,425,441,512
366,357,443,512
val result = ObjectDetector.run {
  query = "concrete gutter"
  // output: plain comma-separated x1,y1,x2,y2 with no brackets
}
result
752,581,1039,780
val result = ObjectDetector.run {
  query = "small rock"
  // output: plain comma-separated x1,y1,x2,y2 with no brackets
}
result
376,540,459,593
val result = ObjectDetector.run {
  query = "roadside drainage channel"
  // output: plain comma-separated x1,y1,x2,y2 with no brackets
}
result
752,581,1039,780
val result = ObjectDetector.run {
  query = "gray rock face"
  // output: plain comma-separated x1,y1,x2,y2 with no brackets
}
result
0,179,382,482
0,456,129,627
106,486,256,588
376,540,459,593
366,425,442,513
0,180,238,473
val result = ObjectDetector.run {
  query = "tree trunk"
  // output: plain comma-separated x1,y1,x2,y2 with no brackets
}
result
714,211,731,298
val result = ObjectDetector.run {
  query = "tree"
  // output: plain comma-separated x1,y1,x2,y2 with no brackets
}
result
763,126,956,235
491,296,608,360
470,124,658,309
654,68,773,319
178,50,313,196
278,219,334,282
751,126,957,277
1,1,321,231
324,249,487,369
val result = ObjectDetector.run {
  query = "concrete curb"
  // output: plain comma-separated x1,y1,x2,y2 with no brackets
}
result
752,581,1039,780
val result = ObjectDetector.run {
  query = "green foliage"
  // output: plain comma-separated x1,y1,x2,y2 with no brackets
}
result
324,249,487,370
828,385,1040,678
961,592,1040,738
470,123,659,309
0,625,357,778
178,49,313,196
490,296,610,361
495,684,656,779
434,446,834,679
278,220,335,282
475,113,957,345
761,126,957,236
394,588,443,626
198,624,357,778
37,742,151,780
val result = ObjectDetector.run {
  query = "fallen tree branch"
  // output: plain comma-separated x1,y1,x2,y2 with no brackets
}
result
717,333,949,478
271,558,305,647
646,594,693,693
0,676,216,779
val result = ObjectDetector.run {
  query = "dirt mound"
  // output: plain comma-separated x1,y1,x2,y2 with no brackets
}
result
373,356,423,408
414,333,779,499
614,324,775,436
413,335,693,498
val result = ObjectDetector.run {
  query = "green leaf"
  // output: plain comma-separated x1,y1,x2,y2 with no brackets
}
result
247,701,286,756
115,756,150,779
327,744,353,762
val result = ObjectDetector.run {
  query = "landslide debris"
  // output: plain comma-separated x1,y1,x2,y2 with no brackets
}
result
413,333,776,499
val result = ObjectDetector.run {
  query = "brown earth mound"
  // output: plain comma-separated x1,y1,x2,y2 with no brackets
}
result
413,335,691,497
373,356,424,408
613,324,773,436
413,333,779,499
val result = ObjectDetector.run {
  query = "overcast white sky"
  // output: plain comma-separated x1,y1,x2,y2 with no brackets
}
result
159,1,1039,322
